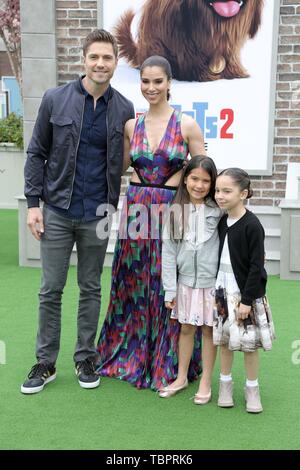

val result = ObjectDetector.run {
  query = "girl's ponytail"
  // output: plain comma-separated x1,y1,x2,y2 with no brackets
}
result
218,167,253,199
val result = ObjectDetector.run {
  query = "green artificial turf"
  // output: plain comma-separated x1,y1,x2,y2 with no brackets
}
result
0,209,300,450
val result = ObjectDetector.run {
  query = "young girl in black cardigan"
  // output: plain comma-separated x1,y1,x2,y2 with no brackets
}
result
214,168,275,413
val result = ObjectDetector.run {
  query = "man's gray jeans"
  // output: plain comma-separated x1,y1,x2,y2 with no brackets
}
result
36,205,109,364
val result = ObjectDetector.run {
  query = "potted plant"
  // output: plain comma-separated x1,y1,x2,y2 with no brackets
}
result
0,112,23,149
0,112,25,208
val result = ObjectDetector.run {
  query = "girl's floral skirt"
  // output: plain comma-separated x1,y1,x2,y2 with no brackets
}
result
213,286,276,352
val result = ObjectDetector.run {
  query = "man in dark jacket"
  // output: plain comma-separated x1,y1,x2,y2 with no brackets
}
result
21,29,135,394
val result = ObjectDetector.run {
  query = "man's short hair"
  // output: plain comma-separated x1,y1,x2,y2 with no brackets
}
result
83,29,119,58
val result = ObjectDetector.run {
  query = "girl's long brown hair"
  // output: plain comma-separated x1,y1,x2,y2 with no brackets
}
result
169,155,217,241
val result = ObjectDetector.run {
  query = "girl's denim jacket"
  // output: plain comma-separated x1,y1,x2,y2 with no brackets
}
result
162,200,222,302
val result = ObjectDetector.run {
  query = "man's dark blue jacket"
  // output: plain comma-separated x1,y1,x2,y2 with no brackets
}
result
24,77,135,212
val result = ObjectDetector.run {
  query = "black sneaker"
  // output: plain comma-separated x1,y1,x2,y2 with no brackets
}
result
75,358,100,389
21,363,56,394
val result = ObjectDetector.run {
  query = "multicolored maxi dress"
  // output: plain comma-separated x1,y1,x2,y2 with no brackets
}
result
96,109,202,390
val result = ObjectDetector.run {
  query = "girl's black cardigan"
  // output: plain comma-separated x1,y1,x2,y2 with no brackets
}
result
217,209,267,306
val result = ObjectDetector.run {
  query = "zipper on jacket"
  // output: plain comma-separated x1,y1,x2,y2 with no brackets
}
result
193,250,198,288
106,110,111,221
193,207,198,288
68,96,85,209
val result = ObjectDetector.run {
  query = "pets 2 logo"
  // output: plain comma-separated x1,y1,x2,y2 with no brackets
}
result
174,102,234,140
136,103,235,140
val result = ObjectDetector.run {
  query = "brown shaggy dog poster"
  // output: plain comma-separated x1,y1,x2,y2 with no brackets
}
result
115,0,264,82
103,0,280,174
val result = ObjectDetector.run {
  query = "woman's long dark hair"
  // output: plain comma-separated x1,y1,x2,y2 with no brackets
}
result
169,155,218,241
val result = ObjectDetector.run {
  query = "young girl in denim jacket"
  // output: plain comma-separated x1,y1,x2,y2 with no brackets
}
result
160,156,222,404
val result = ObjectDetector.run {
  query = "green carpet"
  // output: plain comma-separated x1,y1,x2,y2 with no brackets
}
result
0,209,299,450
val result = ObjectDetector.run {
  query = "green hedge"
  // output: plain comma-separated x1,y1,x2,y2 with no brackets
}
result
0,113,23,149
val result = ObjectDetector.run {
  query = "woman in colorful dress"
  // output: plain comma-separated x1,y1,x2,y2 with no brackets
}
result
96,55,206,390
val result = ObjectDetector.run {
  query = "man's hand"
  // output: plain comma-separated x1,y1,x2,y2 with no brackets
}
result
236,302,252,321
27,207,44,241
165,299,176,310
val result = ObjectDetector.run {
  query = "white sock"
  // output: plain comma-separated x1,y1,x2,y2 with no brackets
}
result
246,379,259,387
220,373,232,382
